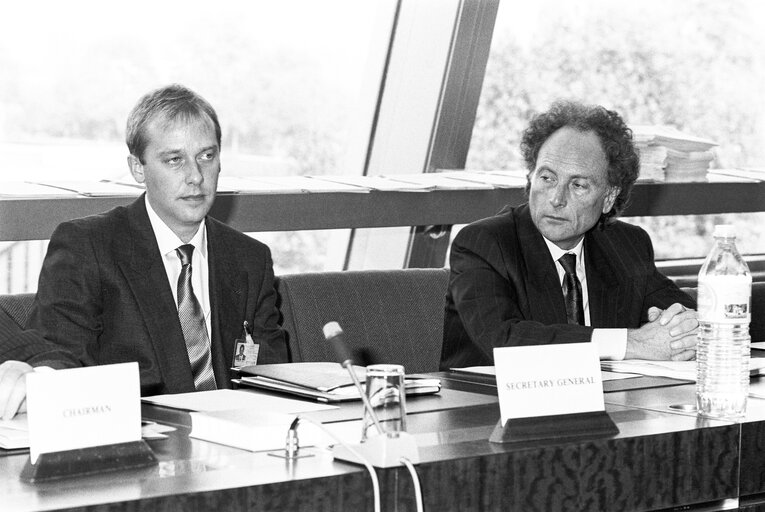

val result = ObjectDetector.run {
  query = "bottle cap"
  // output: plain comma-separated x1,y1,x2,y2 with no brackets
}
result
713,224,736,238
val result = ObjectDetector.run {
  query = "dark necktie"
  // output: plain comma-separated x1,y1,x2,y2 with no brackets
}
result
176,244,217,391
559,253,584,325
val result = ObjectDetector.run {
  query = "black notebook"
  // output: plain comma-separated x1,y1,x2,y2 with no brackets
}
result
233,362,441,402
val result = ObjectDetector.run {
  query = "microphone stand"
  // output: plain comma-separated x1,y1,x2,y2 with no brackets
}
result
341,358,385,436
323,322,419,468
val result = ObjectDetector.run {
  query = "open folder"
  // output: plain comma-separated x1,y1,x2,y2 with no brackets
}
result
233,362,441,402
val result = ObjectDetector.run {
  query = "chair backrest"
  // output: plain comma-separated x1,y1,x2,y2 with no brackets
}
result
4,277,762,360
0,293,36,329
276,268,450,373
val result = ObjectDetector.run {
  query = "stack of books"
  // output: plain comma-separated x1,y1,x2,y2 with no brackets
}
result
632,125,717,182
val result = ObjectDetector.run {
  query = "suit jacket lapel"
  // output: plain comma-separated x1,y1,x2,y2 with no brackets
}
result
515,205,569,325
117,196,196,392
206,219,246,386
584,231,622,327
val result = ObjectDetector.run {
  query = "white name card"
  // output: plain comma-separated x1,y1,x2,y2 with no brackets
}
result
494,343,605,425
26,362,142,463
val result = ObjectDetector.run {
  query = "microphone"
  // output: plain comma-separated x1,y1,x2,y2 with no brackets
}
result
322,321,419,468
323,322,385,436
323,321,354,367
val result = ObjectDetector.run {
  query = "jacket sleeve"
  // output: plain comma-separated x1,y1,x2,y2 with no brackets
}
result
0,308,75,366
636,229,696,319
26,220,103,369
248,245,288,364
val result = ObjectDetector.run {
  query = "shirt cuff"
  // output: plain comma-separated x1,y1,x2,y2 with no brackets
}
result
593,328,627,360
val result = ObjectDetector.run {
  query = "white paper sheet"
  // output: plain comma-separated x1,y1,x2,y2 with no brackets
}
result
142,389,337,413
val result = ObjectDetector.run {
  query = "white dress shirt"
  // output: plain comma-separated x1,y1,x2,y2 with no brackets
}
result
542,236,627,360
145,197,212,340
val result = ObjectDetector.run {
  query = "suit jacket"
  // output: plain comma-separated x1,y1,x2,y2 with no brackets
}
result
1,308,69,362
440,203,695,370
26,195,288,395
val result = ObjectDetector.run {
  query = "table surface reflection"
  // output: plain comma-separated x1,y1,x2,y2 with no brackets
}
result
1,372,759,512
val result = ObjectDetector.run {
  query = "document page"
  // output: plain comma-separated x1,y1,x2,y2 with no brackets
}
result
601,358,765,381
0,414,29,450
142,389,337,413
450,366,495,376
452,365,643,382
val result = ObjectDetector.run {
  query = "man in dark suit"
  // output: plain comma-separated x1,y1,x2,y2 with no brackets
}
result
0,84,288,417
441,100,698,370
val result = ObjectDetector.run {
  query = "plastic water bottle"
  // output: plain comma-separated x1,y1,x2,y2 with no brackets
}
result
696,224,751,419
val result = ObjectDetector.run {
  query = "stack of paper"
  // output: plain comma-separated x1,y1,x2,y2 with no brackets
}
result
188,408,333,452
289,176,370,193
634,145,670,182
218,175,370,194
709,168,765,182
142,388,336,413
311,175,432,192
601,358,765,381
451,365,639,382
0,181,80,198
29,180,144,197
632,125,717,182
664,148,717,182
0,414,29,450
143,389,338,452
447,170,527,188
386,172,493,190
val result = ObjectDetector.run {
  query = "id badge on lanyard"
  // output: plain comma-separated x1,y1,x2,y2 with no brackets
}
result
232,321,260,368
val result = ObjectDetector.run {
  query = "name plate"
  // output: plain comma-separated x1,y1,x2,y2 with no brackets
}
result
26,362,141,463
494,343,605,425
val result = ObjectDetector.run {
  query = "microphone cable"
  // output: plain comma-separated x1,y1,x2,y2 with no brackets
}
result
399,456,424,512
321,321,422,510
297,415,381,512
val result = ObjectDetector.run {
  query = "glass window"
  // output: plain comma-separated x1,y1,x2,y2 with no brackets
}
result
626,212,765,260
467,0,765,259
250,230,350,275
0,0,395,290
1,0,387,180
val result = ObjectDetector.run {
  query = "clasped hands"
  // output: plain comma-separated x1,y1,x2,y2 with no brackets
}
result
626,303,699,361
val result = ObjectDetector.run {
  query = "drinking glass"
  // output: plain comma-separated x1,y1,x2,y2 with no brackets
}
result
361,364,407,441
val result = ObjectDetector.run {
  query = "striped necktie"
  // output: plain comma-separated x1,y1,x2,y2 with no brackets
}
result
176,244,217,391
559,253,584,325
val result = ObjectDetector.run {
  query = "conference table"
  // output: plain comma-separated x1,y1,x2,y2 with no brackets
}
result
3,368,765,512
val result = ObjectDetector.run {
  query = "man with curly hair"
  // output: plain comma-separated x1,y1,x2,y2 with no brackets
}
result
440,100,698,370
